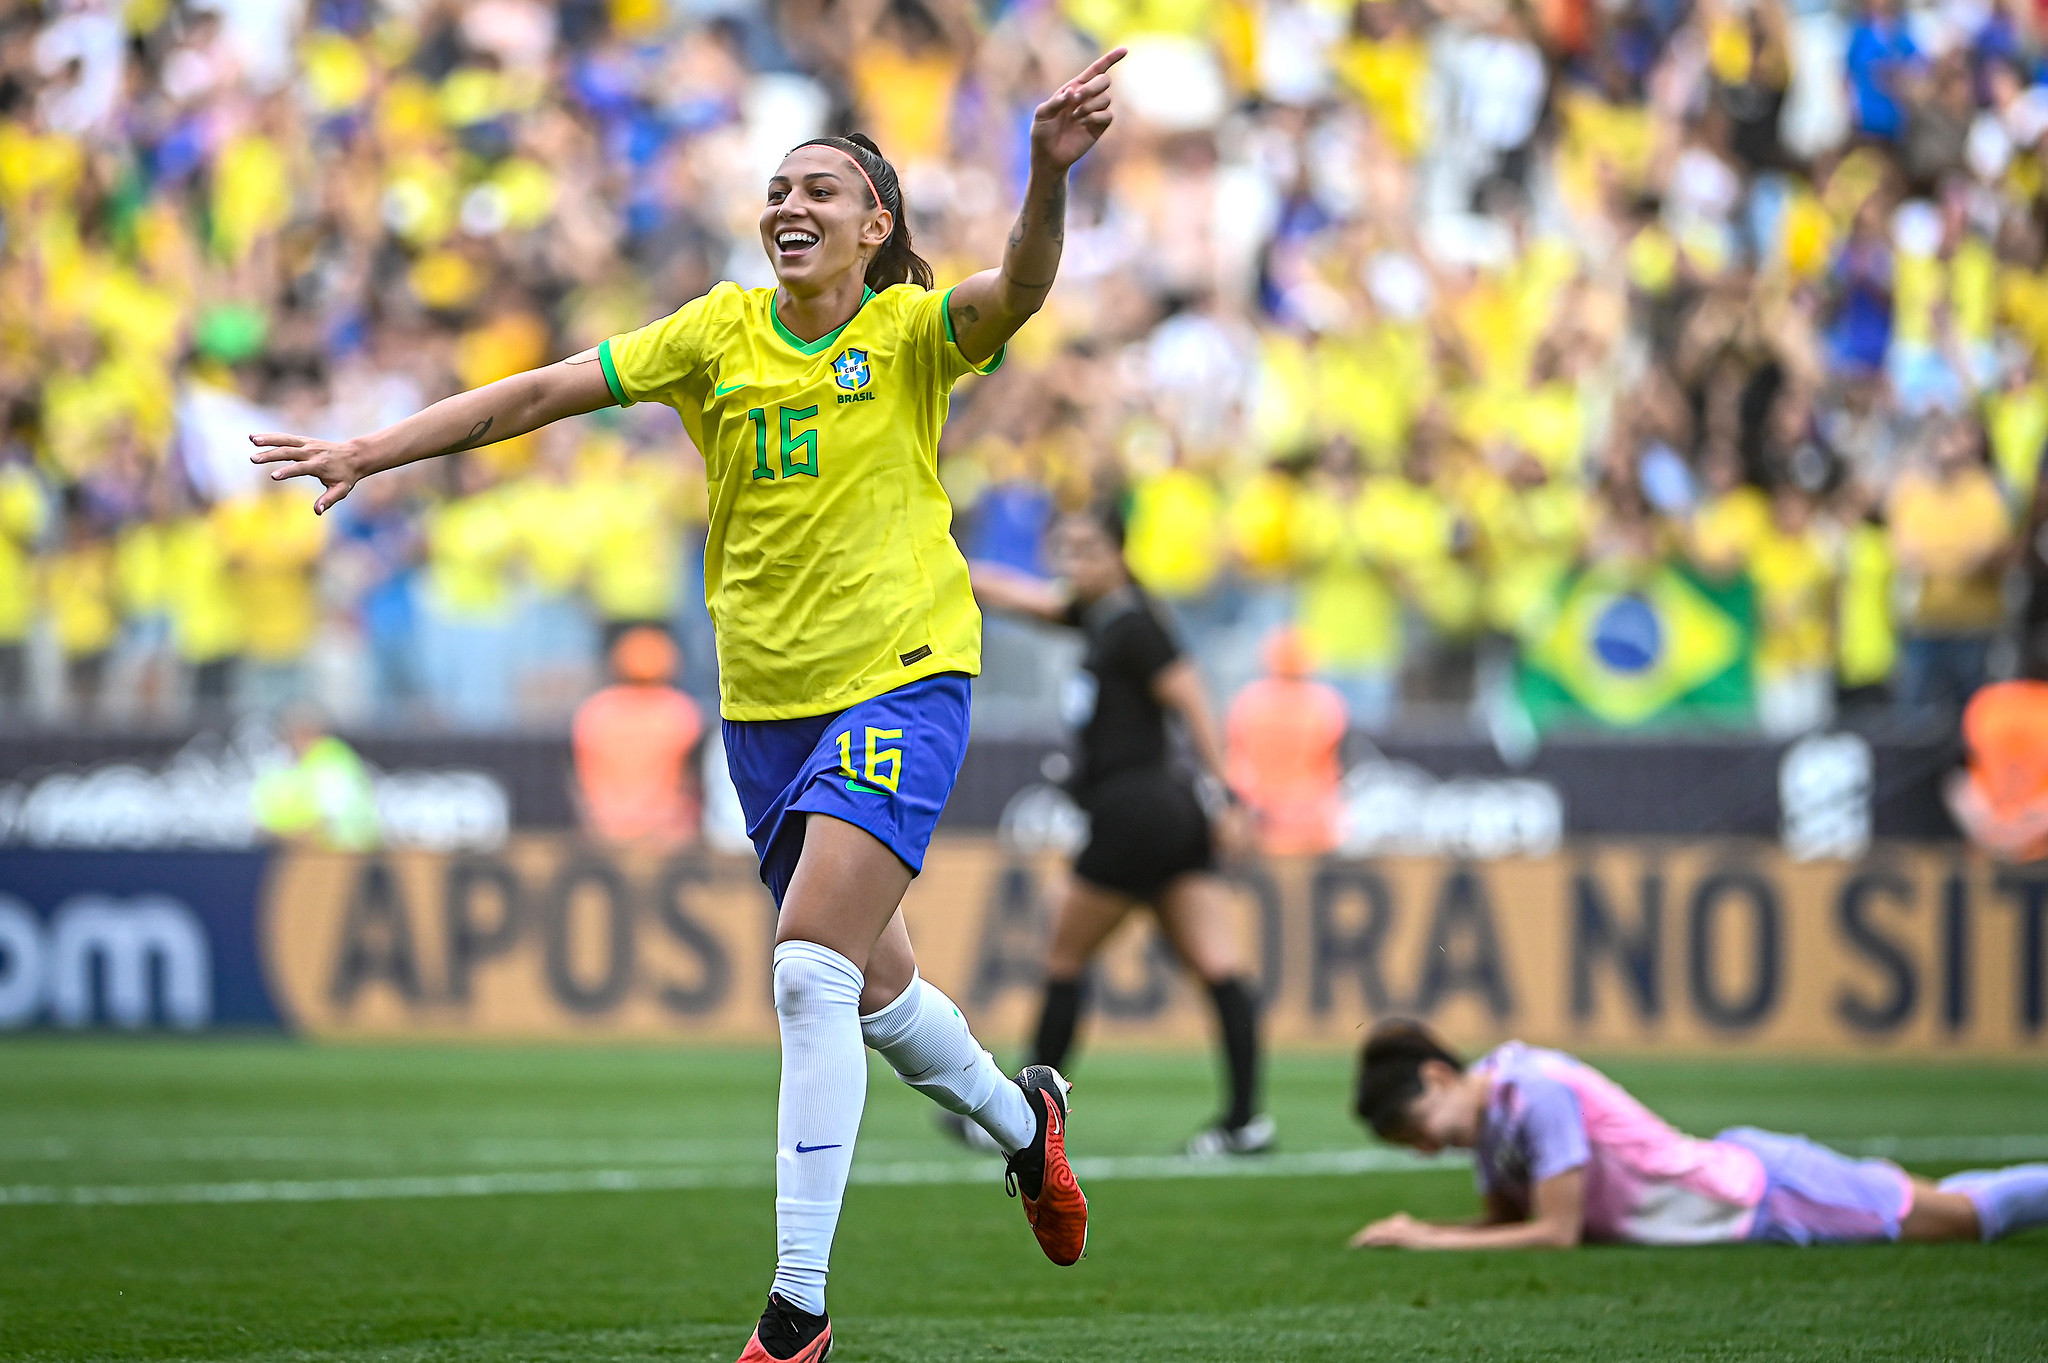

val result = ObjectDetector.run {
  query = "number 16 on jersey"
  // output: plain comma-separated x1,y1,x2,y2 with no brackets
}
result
748,405,820,481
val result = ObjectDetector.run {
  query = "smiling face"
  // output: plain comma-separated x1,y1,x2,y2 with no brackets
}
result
760,146,892,295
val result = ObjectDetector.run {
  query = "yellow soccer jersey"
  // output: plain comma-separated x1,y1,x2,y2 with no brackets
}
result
600,281,998,720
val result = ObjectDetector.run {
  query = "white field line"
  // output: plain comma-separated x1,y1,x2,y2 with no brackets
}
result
0,1136,789,1165
0,1148,1449,1208
1836,1134,2048,1161
0,1135,2043,1209
4,1131,2037,1168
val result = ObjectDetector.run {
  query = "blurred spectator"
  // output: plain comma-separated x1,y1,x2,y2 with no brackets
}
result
0,445,49,714
165,481,243,723
1835,482,1897,712
43,487,116,720
1986,350,2048,506
509,427,601,716
961,441,1057,577
1901,52,1974,188
1828,199,1896,379
112,470,178,723
421,454,519,728
1888,414,2010,715
573,625,703,846
1709,0,1792,174
217,485,329,713
1294,441,1401,726
252,708,381,851
1845,0,1918,142
587,443,692,649
1690,440,1770,575
1226,628,1347,855
331,470,426,720
1749,485,1836,735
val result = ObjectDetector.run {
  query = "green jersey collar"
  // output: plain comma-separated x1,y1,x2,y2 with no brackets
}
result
772,286,875,355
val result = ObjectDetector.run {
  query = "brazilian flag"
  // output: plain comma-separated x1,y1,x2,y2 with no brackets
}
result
1516,562,1756,729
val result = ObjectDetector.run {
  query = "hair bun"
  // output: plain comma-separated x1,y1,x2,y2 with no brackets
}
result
844,132,884,157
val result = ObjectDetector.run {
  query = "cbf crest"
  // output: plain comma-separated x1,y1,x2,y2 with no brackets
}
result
832,348,876,403
832,349,870,390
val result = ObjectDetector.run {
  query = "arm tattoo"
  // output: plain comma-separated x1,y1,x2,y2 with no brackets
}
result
1036,177,1067,241
444,417,493,455
1003,177,1068,292
949,296,982,339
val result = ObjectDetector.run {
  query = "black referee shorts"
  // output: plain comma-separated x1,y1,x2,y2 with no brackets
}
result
1072,767,1215,901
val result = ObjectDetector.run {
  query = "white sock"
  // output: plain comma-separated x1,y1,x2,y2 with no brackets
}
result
1940,1163,2048,1241
769,940,867,1317
860,973,1037,1155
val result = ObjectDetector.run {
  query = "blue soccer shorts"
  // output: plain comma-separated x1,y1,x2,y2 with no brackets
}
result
721,671,972,908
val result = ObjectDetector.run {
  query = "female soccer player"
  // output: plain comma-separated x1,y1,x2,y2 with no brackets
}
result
249,50,1127,1363
972,504,1274,1156
1348,1019,2048,1250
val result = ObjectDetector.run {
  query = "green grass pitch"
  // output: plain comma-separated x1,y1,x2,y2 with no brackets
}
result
2,1040,2045,1362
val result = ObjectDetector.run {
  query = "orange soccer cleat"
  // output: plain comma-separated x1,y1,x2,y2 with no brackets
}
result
1006,1065,1089,1265
734,1294,831,1363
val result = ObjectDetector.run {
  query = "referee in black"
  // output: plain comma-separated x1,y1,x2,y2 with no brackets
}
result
968,501,1272,1156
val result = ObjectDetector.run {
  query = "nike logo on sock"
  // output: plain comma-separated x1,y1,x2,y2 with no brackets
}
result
794,1142,842,1154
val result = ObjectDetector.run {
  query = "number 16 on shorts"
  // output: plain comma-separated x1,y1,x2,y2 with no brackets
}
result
837,727,903,796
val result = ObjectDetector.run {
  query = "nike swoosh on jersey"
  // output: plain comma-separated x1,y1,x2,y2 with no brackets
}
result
713,381,748,397
794,1142,842,1154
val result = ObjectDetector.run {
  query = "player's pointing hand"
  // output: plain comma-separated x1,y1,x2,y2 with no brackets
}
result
1031,48,1125,172
249,432,364,515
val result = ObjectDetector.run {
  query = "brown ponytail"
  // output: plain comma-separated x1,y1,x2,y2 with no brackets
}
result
792,133,934,292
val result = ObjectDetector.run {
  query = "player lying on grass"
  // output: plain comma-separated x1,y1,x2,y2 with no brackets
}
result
251,48,1126,1363
1349,1020,2048,1250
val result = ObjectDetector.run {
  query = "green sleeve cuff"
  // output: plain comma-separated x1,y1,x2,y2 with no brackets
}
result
941,285,1005,375
597,337,630,406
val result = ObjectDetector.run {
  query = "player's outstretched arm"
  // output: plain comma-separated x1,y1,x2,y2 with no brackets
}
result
968,560,1070,622
249,352,615,514
946,47,1125,365
1351,1171,1585,1250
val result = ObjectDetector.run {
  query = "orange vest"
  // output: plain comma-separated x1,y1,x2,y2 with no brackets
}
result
573,684,705,845
1227,677,1348,855
1951,680,2048,862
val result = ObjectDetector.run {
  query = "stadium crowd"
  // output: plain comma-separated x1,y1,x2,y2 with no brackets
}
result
1,0,2047,734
